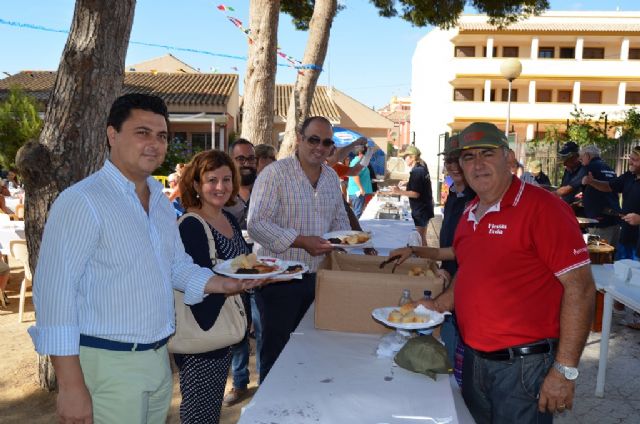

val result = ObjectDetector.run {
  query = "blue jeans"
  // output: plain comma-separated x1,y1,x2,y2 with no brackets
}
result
462,346,555,424
616,243,638,260
440,314,459,366
230,292,262,389
349,194,366,218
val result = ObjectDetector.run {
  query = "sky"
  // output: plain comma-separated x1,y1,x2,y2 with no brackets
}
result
0,0,638,110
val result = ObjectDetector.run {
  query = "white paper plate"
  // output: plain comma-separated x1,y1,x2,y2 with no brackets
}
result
371,306,447,330
213,257,284,280
276,261,309,279
323,230,372,249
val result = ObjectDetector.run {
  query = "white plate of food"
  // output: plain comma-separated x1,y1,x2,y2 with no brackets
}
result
271,260,309,280
214,254,284,280
323,230,372,248
371,304,447,330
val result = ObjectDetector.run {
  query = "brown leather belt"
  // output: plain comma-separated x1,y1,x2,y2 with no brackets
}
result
474,339,558,361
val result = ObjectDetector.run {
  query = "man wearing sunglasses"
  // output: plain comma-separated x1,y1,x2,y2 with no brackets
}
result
248,116,350,381
224,138,257,230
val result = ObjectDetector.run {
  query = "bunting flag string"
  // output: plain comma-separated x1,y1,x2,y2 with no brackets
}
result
0,17,315,73
215,3,322,74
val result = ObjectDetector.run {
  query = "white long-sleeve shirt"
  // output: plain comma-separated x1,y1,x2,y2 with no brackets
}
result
247,156,350,272
29,160,212,356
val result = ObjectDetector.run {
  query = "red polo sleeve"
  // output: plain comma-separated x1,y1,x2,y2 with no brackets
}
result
531,193,590,276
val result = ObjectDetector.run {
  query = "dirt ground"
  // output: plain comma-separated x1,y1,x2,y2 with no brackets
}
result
0,256,259,423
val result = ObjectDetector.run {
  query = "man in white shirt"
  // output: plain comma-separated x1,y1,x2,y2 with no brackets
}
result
248,116,350,381
29,93,261,423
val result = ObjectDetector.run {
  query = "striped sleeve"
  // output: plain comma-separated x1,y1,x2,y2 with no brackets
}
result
28,190,100,355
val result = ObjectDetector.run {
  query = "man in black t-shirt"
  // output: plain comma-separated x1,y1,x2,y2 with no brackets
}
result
556,142,583,205
583,146,640,259
392,146,434,245
559,144,621,246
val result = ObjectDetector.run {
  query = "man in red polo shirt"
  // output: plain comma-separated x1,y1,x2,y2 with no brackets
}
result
424,122,595,424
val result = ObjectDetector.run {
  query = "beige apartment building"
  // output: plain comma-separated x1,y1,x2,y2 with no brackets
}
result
411,11,640,193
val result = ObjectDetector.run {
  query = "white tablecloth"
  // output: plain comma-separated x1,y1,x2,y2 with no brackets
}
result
0,221,25,255
360,219,417,256
238,303,461,424
4,195,21,214
591,264,640,397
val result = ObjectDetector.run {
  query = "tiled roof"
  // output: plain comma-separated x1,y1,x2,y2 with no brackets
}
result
380,110,410,123
0,71,238,106
274,85,341,122
459,22,640,33
0,71,55,102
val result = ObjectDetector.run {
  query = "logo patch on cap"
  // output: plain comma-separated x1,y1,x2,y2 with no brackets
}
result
463,131,486,143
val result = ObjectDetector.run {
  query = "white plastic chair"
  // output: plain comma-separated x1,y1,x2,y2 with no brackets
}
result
9,240,31,323
12,204,24,220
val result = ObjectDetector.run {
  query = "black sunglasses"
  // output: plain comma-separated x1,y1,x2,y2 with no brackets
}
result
304,135,335,147
444,157,460,164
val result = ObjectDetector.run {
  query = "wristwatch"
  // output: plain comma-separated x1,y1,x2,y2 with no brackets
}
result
553,362,579,380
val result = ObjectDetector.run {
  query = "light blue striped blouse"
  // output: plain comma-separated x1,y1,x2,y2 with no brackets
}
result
28,160,213,356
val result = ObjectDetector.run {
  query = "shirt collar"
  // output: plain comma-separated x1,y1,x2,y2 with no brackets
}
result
450,184,469,198
100,159,163,198
466,176,524,224
293,154,332,185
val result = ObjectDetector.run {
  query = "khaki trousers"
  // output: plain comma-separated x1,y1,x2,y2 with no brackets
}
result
79,345,172,424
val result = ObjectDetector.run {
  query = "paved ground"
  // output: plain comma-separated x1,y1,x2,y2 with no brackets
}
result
556,321,640,424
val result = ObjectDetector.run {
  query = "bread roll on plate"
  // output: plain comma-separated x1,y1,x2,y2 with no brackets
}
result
399,303,415,314
387,310,403,323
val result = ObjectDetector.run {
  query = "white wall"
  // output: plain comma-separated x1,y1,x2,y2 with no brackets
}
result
411,28,458,199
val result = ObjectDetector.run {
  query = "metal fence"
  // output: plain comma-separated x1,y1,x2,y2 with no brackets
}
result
524,138,639,186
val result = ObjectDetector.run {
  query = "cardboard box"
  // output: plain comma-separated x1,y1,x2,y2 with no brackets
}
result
315,252,445,334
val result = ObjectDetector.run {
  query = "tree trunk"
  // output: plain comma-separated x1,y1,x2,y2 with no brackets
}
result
240,0,280,147
278,0,337,159
15,0,136,391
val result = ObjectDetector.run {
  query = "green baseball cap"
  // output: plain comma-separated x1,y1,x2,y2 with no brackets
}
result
439,134,460,156
458,122,509,150
400,145,421,157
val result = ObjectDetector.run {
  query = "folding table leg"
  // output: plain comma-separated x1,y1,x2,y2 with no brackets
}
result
595,291,613,397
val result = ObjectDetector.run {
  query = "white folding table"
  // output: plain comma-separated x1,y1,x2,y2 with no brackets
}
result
591,264,640,397
238,304,461,424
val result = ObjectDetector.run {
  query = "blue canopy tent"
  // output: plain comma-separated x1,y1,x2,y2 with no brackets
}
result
332,127,386,176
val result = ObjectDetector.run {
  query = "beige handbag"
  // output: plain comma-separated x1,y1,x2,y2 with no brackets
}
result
168,213,247,354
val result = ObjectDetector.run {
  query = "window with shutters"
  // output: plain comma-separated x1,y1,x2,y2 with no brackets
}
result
502,46,519,57
454,88,475,101
626,91,640,105
583,47,605,59
581,91,602,104
455,46,476,57
538,47,555,58
559,47,575,59
501,89,518,102
536,90,552,102
558,90,572,103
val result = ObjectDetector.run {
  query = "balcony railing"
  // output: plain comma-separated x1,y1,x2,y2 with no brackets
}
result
452,58,640,80
452,101,629,121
